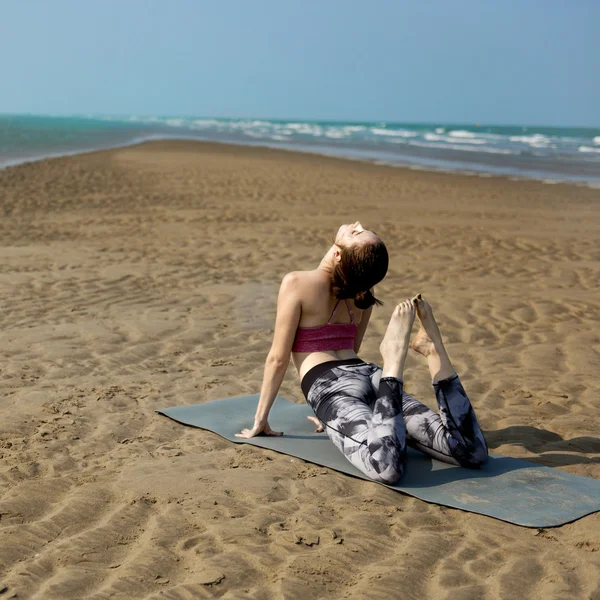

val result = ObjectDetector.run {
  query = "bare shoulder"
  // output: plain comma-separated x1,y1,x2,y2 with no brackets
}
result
279,272,304,300
281,271,302,289
281,270,320,288
280,270,327,301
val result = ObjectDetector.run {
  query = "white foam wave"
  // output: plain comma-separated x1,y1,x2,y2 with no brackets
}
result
448,130,477,139
424,133,487,145
165,118,185,127
371,128,417,138
243,130,267,138
284,123,324,136
325,129,347,139
191,119,222,128
578,146,600,153
342,125,367,133
409,140,513,154
435,127,445,134
227,120,270,130
509,134,551,146
243,120,271,128
450,138,487,145
593,136,600,145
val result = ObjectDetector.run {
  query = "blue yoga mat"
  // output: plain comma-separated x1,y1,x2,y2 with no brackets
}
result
157,394,600,528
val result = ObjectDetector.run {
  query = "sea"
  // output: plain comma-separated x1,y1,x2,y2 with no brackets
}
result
1,114,599,187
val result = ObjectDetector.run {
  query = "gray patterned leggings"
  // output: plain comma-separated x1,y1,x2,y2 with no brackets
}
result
303,359,488,485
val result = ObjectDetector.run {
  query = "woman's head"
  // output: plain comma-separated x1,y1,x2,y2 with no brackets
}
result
331,222,388,309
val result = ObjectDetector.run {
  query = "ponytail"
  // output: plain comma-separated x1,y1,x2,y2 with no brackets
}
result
331,237,388,309
354,289,383,310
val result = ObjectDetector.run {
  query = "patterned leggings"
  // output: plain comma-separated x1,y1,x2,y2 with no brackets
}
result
304,360,488,485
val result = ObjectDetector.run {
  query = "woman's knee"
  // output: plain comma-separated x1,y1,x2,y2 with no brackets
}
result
469,444,489,468
455,444,488,469
370,460,405,485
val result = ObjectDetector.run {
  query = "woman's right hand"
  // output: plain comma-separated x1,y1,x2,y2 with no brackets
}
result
235,419,283,439
307,416,324,433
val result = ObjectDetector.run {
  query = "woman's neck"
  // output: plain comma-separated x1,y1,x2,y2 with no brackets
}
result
318,245,337,272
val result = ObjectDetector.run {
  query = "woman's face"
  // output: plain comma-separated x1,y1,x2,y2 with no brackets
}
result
335,221,378,247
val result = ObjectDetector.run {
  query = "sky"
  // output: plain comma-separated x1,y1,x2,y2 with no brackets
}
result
1,0,598,126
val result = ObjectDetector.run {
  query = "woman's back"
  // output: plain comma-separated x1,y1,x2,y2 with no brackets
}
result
291,270,365,380
293,270,359,327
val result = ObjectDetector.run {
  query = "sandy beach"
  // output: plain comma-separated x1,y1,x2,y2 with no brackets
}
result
1,140,599,599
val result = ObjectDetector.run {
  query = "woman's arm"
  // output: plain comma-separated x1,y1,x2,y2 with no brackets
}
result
354,299,374,354
236,272,302,438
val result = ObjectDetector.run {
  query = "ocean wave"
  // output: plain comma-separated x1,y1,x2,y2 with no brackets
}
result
165,118,185,127
450,138,488,145
448,130,477,139
409,140,513,154
129,116,160,124
593,136,600,145
227,119,271,130
243,130,266,138
435,127,445,134
325,129,347,139
467,132,508,141
191,119,222,128
578,146,600,153
371,128,418,138
242,120,271,128
424,133,487,145
509,134,551,146
283,123,324,136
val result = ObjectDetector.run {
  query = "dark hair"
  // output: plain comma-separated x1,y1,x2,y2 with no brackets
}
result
331,237,389,309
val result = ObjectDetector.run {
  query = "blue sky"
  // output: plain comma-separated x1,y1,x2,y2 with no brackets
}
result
1,0,598,126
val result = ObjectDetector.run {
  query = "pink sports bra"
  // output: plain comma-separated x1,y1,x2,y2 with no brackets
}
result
292,299,358,353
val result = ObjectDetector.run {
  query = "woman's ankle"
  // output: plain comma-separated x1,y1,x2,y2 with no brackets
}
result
382,359,405,380
427,347,455,382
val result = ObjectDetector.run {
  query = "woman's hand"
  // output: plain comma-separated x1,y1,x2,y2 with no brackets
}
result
235,419,283,439
307,416,324,433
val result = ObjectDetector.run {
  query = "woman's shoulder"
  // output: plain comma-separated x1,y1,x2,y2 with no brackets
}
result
280,270,328,293
282,269,328,284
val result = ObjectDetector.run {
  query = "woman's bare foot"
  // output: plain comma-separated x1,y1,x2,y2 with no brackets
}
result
412,295,443,348
411,295,455,382
411,328,435,357
379,299,415,379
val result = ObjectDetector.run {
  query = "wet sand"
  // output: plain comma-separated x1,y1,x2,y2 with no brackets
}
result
1,140,599,599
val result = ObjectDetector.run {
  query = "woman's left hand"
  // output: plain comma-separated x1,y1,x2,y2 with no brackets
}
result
235,419,283,439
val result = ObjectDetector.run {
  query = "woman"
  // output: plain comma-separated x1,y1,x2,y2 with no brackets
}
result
236,222,488,484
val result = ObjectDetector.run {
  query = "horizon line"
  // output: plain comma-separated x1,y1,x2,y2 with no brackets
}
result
1,112,598,130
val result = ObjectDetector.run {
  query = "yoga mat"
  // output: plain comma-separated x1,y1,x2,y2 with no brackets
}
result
157,394,600,528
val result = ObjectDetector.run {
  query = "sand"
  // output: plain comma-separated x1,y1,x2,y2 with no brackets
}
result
1,140,599,599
